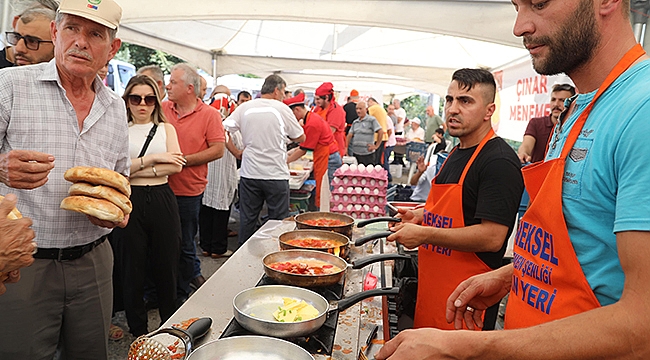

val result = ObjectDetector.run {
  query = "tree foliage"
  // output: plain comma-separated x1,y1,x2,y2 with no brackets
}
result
400,94,428,123
114,43,184,74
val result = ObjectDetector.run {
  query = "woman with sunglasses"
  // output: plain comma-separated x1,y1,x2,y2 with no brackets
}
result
112,75,184,337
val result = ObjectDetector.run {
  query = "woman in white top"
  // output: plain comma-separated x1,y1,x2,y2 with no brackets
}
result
111,75,184,337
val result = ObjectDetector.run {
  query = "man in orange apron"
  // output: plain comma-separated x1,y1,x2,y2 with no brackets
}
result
376,0,650,358
313,82,347,158
386,68,524,330
285,93,342,209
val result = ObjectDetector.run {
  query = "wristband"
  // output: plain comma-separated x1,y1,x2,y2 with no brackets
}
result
139,157,144,171
151,165,158,177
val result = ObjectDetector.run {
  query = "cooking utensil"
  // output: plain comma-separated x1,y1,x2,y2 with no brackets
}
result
294,212,355,238
278,229,350,258
233,285,398,338
355,217,401,228
128,317,212,360
263,249,410,287
187,335,314,360
359,324,379,360
354,231,395,247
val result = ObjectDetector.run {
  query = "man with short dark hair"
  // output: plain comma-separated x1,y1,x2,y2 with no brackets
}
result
377,0,650,358
163,63,225,300
236,90,251,105
224,75,305,245
0,0,129,357
344,89,359,135
518,83,576,163
2,0,58,67
382,68,523,332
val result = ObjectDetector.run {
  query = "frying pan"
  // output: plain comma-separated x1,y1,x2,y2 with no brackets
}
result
233,285,398,338
278,229,350,258
294,212,401,239
263,249,411,287
187,336,314,360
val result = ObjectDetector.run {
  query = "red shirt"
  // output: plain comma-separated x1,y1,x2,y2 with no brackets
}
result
524,115,554,163
163,100,225,196
314,102,346,157
300,112,339,155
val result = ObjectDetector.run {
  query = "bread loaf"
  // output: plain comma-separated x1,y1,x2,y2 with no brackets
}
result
64,166,131,196
60,196,125,223
0,195,22,219
68,182,132,215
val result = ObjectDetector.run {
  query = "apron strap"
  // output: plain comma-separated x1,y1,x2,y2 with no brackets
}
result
560,44,646,158
459,129,495,183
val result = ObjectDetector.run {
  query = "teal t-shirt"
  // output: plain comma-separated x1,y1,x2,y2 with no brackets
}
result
544,60,650,306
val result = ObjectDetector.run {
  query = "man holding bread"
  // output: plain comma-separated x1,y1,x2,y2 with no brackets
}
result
0,0,130,358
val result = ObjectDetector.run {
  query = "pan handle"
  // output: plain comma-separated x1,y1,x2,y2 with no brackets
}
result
356,217,401,228
183,317,212,342
354,231,393,246
351,253,412,269
334,287,399,313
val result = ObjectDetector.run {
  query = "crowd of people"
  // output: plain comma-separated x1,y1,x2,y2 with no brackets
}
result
0,0,649,359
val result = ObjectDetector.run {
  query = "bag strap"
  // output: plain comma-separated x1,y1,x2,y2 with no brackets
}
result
137,123,158,158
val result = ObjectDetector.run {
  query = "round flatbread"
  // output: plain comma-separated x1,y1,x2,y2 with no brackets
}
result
0,195,22,219
60,195,125,223
64,166,131,196
68,182,132,215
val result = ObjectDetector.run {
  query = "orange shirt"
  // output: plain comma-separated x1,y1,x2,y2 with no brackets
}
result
163,100,225,196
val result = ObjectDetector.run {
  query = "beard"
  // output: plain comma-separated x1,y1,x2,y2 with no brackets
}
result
524,0,600,76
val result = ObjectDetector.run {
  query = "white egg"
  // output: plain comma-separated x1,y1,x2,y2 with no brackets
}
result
332,177,340,184
364,188,371,194
374,165,382,172
352,178,358,184
373,188,380,195
358,164,366,172
347,204,353,211
373,206,380,212
355,204,362,210
349,164,357,171
338,186,345,193
351,195,357,202
333,195,339,201
361,178,367,186
347,187,353,193
378,180,385,186
355,187,362,194
337,204,344,210
341,164,350,172
370,179,376,186
363,204,370,211
360,195,366,202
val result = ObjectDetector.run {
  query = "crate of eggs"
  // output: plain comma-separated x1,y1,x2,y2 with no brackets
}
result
330,163,388,219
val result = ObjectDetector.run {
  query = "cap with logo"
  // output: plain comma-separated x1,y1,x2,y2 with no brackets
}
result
58,0,122,30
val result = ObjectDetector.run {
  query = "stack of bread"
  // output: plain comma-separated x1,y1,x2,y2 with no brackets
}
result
60,166,132,223
0,194,24,282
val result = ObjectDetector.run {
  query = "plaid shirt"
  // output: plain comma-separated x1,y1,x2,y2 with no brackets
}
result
0,60,130,248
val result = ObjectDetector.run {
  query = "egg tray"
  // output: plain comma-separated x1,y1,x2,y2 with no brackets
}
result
332,177,388,189
333,168,388,181
331,195,386,205
330,209,387,218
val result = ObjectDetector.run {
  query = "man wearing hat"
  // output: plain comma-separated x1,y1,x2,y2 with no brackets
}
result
286,93,342,209
0,0,129,358
405,117,425,142
313,82,347,158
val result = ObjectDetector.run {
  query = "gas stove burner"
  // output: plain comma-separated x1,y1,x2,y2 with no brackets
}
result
219,274,344,355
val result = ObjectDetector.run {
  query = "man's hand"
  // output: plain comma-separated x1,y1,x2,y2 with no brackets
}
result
387,222,427,249
0,270,21,296
367,143,377,152
394,207,423,225
0,194,36,274
87,213,129,229
0,150,55,189
445,264,513,330
416,156,426,173
518,152,531,164
375,328,474,360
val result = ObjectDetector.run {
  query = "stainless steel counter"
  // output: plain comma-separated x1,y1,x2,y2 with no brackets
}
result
163,220,396,359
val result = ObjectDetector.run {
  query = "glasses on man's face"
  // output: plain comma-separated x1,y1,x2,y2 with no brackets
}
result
5,32,52,51
127,94,157,106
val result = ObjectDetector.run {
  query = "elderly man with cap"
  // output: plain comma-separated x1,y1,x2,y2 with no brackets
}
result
405,117,425,142
313,82,347,158
347,101,384,166
0,0,129,358
286,93,342,209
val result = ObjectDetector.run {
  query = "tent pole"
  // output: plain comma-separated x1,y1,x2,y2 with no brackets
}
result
211,51,218,87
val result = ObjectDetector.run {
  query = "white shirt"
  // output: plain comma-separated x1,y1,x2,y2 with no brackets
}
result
386,116,397,147
406,127,425,142
394,107,406,133
223,98,304,180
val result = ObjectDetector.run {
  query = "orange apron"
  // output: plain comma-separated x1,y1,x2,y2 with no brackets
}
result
414,129,495,329
305,112,331,208
504,44,646,329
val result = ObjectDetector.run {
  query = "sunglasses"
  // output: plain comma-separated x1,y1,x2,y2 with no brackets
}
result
5,32,52,51
127,94,157,106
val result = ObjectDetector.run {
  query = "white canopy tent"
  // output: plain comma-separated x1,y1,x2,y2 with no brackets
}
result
116,0,531,96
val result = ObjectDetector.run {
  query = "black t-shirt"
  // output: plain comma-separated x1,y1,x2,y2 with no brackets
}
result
0,48,14,69
434,137,523,269
343,102,357,134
